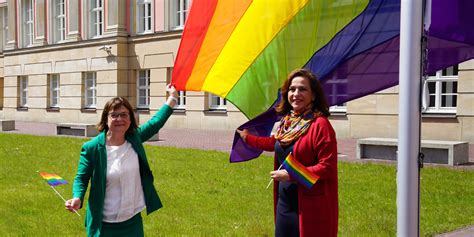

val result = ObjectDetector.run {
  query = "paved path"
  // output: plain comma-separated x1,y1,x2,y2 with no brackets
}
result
2,121,474,235
4,121,474,163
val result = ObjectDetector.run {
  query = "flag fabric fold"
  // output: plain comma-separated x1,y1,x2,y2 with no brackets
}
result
282,153,319,189
39,172,68,186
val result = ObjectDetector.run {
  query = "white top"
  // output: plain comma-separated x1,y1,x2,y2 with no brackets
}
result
103,141,145,222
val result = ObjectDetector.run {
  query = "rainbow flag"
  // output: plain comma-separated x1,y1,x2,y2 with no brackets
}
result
282,153,319,189
39,172,68,186
172,0,371,119
172,0,474,162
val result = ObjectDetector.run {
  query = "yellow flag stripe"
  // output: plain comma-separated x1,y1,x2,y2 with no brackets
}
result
201,0,310,97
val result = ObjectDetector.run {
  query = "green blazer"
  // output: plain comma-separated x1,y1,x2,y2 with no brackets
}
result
72,104,173,237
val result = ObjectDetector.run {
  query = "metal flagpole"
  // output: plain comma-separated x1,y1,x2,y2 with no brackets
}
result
397,0,424,236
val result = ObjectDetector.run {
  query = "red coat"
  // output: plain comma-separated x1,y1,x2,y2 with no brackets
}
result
246,116,338,237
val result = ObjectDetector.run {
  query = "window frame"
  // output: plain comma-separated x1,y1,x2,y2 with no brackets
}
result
170,0,191,30
137,69,151,109
89,0,104,38
208,93,226,111
84,72,97,109
424,65,458,114
137,0,153,34
52,0,66,43
23,0,34,47
325,77,348,108
19,76,28,107
1,7,8,51
49,74,60,108
174,91,186,110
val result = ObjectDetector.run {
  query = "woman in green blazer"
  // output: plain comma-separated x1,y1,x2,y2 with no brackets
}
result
65,85,178,237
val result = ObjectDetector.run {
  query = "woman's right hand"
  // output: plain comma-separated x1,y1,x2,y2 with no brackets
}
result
65,198,81,213
236,129,249,143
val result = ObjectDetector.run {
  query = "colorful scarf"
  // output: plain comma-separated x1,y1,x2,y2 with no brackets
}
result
274,109,320,146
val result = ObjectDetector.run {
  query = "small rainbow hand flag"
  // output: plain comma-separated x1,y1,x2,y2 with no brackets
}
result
282,153,319,189
39,172,68,186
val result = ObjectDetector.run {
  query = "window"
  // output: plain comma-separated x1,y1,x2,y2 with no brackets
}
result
137,0,153,34
425,65,458,113
19,76,28,107
171,0,190,30
23,0,34,47
84,72,97,109
325,76,348,107
49,74,60,108
90,0,104,38
1,7,8,51
137,70,150,109
209,93,226,110
0,77,4,109
52,0,66,43
174,91,186,109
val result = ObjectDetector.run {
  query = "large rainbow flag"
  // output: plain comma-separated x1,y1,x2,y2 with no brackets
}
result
172,0,474,162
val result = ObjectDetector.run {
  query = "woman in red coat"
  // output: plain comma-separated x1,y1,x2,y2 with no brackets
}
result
237,69,338,237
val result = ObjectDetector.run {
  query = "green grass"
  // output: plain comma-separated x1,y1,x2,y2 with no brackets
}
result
0,133,473,236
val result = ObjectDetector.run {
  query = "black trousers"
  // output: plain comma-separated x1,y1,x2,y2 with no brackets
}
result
275,181,299,237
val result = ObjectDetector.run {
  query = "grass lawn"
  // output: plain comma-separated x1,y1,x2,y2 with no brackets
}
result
0,133,473,236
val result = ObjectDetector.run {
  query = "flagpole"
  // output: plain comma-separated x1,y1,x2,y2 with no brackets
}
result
266,163,283,189
49,185,81,217
398,0,423,236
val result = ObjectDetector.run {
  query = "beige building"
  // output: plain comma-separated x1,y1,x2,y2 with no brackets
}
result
0,0,472,143
330,63,474,143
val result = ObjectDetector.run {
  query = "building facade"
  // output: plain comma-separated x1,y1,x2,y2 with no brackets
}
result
0,0,472,142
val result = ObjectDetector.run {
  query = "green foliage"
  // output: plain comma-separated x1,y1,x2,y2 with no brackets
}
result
0,133,472,236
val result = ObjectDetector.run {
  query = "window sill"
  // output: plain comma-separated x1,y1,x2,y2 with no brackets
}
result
172,108,186,114
136,108,150,114
47,107,60,112
17,107,28,111
422,113,457,119
204,110,227,115
329,111,347,117
91,35,104,39
171,26,184,31
81,108,97,113
136,31,153,35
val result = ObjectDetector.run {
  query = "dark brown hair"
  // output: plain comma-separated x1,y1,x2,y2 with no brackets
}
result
275,68,330,117
97,97,138,134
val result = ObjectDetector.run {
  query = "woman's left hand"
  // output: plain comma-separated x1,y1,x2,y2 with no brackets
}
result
270,169,290,182
166,84,179,107
236,129,249,143
166,84,178,98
